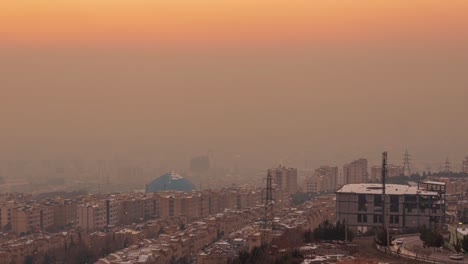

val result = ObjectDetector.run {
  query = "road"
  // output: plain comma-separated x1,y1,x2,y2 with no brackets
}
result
354,236,420,263
399,235,468,264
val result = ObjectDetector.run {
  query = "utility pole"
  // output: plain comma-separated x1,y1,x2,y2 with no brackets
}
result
382,152,390,248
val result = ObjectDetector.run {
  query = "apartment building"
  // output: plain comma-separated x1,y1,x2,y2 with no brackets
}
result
0,202,15,230
155,188,263,221
304,166,338,193
336,183,445,233
267,166,298,201
77,199,119,232
370,165,404,182
343,159,368,184
463,157,468,173
118,198,145,225
10,205,54,234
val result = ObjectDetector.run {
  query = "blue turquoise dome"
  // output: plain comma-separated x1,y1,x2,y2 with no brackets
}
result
146,171,195,192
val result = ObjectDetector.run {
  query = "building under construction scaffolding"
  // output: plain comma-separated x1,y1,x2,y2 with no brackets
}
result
336,182,445,233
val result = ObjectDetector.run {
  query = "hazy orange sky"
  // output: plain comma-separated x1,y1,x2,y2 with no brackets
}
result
1,0,468,48
1,0,468,171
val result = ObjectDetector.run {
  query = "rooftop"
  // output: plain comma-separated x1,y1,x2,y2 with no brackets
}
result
421,180,446,186
336,183,438,196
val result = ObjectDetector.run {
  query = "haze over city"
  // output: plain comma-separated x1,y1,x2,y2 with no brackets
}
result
1,0,468,172
1,2,468,263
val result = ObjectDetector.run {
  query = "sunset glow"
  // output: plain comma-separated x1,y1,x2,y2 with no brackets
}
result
2,0,468,48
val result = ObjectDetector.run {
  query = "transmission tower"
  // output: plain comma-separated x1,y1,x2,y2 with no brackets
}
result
403,150,412,176
444,157,451,173
261,171,274,246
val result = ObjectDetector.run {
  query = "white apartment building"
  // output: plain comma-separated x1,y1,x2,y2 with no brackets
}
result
343,159,368,185
304,166,338,193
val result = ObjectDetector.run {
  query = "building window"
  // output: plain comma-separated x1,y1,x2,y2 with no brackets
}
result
358,194,367,211
390,215,399,224
373,214,383,224
357,214,367,223
390,195,399,212
374,195,383,209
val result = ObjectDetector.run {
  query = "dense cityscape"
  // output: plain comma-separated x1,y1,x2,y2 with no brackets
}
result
1,154,468,263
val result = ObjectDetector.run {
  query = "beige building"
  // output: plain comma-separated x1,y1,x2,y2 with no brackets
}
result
118,198,145,225
267,166,298,200
77,199,119,232
343,159,368,185
304,166,338,193
155,188,263,221
336,183,444,233
10,205,53,234
463,157,468,173
370,164,404,182
0,202,15,230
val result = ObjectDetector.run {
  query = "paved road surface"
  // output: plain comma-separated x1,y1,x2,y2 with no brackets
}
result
354,236,419,263
399,235,468,264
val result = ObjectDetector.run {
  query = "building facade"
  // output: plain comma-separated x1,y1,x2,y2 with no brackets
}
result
370,165,404,182
77,199,119,232
343,159,368,185
304,166,338,193
336,183,445,233
267,166,298,200
463,157,468,173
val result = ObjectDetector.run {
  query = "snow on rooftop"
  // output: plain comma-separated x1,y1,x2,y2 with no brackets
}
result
421,180,446,185
336,183,438,196
169,171,183,180
458,228,468,236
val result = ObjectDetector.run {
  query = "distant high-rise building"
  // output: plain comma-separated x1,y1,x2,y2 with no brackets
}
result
304,166,338,193
267,165,298,196
190,155,210,173
370,164,404,181
444,157,451,173
463,157,468,173
343,159,368,184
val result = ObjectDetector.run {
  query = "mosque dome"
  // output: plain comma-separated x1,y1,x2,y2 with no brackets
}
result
146,171,195,192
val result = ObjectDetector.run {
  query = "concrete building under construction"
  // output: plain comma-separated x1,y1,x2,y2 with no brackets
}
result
335,182,445,233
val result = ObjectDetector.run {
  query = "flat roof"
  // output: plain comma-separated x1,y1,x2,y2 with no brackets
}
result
458,228,468,236
336,183,438,196
421,181,446,186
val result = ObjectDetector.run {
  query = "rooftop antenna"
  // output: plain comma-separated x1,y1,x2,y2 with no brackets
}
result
403,150,411,176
